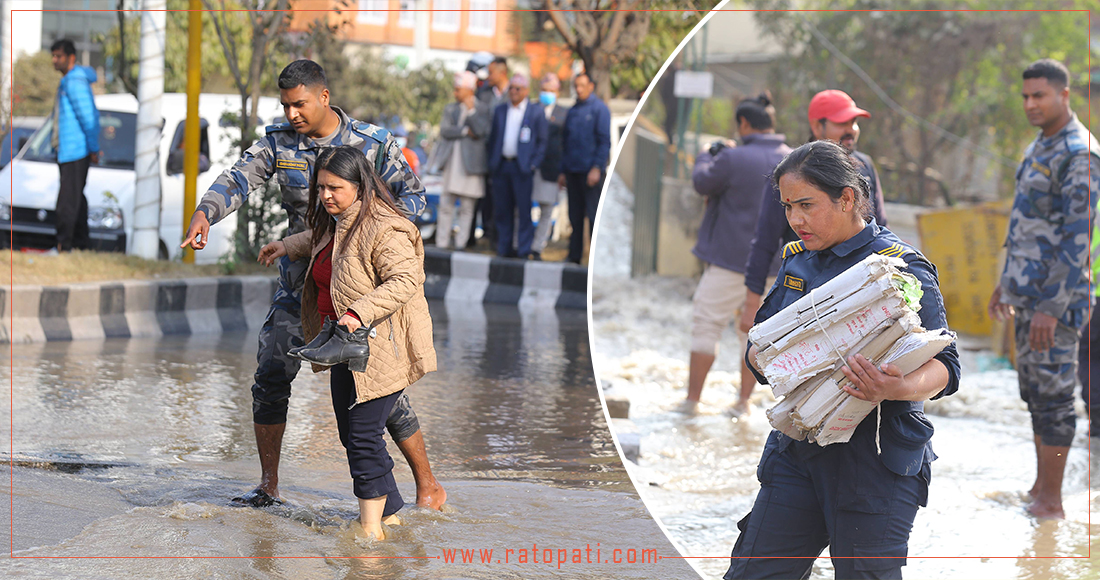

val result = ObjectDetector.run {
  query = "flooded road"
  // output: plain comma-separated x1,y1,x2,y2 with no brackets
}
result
2,299,698,579
589,175,1099,580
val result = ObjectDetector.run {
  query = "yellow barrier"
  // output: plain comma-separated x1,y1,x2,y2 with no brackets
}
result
916,201,1011,337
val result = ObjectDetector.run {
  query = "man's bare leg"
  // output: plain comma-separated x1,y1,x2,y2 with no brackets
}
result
396,430,447,509
686,351,716,403
730,364,756,417
1028,435,1042,499
255,422,285,497
1028,443,1068,519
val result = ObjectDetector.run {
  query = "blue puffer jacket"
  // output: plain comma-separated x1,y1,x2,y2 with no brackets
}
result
55,65,100,164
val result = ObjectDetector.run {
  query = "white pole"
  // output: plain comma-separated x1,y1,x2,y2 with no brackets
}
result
132,0,165,259
413,0,429,69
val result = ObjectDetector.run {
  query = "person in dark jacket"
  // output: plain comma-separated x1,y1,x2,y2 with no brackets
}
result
740,89,888,337
530,73,569,260
487,74,548,258
49,38,100,253
725,141,958,580
470,56,510,248
558,73,611,264
680,94,791,417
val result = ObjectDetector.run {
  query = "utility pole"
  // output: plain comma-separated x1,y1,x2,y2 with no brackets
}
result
132,0,166,259
182,0,202,263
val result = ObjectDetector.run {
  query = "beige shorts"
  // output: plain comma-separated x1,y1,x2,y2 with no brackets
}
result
691,264,774,355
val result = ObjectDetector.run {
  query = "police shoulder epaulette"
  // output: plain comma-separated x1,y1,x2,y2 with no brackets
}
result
875,242,914,259
265,122,294,133
781,240,805,259
353,122,392,144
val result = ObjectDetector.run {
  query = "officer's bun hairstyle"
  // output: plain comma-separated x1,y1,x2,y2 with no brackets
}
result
1023,58,1071,89
278,59,328,91
50,39,76,56
306,146,404,255
773,140,873,223
735,92,776,131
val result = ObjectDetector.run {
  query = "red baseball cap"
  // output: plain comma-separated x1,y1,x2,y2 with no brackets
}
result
807,90,871,124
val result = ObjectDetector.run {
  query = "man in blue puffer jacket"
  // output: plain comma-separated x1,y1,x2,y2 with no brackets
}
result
50,39,100,252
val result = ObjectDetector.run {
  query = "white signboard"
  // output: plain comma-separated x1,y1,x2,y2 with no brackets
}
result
673,71,714,99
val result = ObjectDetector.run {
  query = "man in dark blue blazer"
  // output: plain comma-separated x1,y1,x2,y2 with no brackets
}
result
487,74,548,258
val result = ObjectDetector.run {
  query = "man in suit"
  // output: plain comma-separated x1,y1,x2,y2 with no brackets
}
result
487,73,548,258
559,72,611,264
531,73,569,260
471,56,511,248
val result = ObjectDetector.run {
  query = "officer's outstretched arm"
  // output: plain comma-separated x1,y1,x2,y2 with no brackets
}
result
190,136,278,239
380,136,426,220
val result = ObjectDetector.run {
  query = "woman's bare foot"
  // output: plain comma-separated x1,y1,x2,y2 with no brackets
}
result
382,514,402,526
417,483,447,510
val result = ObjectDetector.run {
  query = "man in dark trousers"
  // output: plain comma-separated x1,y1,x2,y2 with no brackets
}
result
558,73,610,265
181,60,446,510
487,73,547,258
49,38,100,253
531,73,569,260
472,56,511,248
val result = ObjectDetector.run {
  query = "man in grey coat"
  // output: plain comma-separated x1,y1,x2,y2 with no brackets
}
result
432,71,491,249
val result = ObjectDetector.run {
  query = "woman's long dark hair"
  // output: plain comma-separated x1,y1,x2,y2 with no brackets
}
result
306,145,405,255
772,140,873,222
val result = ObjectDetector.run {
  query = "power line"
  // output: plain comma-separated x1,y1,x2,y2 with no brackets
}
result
800,14,1020,169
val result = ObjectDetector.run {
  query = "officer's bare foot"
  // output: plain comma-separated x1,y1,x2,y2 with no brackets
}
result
417,483,447,510
1026,498,1064,520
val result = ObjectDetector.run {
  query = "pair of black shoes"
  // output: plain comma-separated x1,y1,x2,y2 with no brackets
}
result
289,318,371,372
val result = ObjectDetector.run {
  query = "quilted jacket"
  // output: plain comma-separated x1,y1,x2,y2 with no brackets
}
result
283,198,436,404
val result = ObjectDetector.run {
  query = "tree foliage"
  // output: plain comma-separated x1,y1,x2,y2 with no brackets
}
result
11,51,57,118
542,0,716,101
751,0,1092,205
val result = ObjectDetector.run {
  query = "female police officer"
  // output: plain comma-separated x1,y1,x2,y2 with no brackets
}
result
724,141,960,580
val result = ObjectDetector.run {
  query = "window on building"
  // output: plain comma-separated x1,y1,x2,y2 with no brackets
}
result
431,0,460,32
357,0,390,25
467,0,496,36
398,0,416,28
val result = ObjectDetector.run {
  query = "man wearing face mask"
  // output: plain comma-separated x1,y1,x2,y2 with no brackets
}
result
530,73,569,260
740,89,887,337
181,60,447,512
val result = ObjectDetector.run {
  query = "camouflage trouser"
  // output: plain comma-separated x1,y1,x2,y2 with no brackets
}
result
252,255,421,443
1015,308,1080,447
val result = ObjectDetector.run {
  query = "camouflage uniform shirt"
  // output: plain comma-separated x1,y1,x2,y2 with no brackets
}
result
1000,113,1100,330
196,106,425,235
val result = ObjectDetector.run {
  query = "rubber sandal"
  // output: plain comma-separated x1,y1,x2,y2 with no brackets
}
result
230,488,284,508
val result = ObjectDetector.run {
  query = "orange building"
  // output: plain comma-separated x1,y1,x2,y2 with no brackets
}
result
289,0,520,71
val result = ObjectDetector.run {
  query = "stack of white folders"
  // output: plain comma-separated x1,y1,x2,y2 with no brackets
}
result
750,253,955,446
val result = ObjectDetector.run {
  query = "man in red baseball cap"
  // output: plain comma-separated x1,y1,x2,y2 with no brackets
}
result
806,89,887,225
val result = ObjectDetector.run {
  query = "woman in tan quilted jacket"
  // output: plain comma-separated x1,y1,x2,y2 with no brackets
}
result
258,146,437,541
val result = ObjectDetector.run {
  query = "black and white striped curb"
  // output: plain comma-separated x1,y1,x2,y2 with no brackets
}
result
1,251,587,343
423,248,588,310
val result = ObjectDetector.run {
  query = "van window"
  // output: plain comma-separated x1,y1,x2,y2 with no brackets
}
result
166,118,211,175
21,111,137,170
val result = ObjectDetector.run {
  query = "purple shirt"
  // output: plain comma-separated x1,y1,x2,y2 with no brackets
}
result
691,133,792,273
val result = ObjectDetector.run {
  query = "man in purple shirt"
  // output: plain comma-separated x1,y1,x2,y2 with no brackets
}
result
679,94,791,416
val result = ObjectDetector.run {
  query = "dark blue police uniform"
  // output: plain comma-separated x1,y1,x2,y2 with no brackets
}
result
725,220,960,580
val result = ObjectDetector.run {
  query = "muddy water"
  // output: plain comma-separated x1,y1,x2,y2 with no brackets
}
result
590,175,1099,580
2,300,697,579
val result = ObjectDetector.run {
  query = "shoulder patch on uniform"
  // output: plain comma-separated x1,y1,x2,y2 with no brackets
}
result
265,122,294,133
276,158,308,171
781,240,805,259
783,275,805,292
353,122,391,144
875,242,913,258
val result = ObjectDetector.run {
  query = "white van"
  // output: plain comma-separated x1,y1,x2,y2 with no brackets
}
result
0,93,283,264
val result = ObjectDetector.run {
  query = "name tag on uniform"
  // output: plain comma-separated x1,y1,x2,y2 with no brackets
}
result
277,158,308,171
519,127,532,143
784,275,805,292
1029,160,1052,178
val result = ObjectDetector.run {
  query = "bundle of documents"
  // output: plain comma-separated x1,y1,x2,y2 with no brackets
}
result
750,254,955,446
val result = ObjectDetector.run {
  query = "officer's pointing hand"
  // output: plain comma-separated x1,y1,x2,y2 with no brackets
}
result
181,211,210,250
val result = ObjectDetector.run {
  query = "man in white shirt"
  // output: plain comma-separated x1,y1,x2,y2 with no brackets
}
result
486,74,548,258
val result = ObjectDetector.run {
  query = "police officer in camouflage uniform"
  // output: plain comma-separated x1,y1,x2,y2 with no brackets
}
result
988,59,1099,520
182,60,447,509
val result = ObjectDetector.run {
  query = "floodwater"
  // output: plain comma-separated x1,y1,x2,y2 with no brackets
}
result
590,174,1100,580
1,299,698,579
